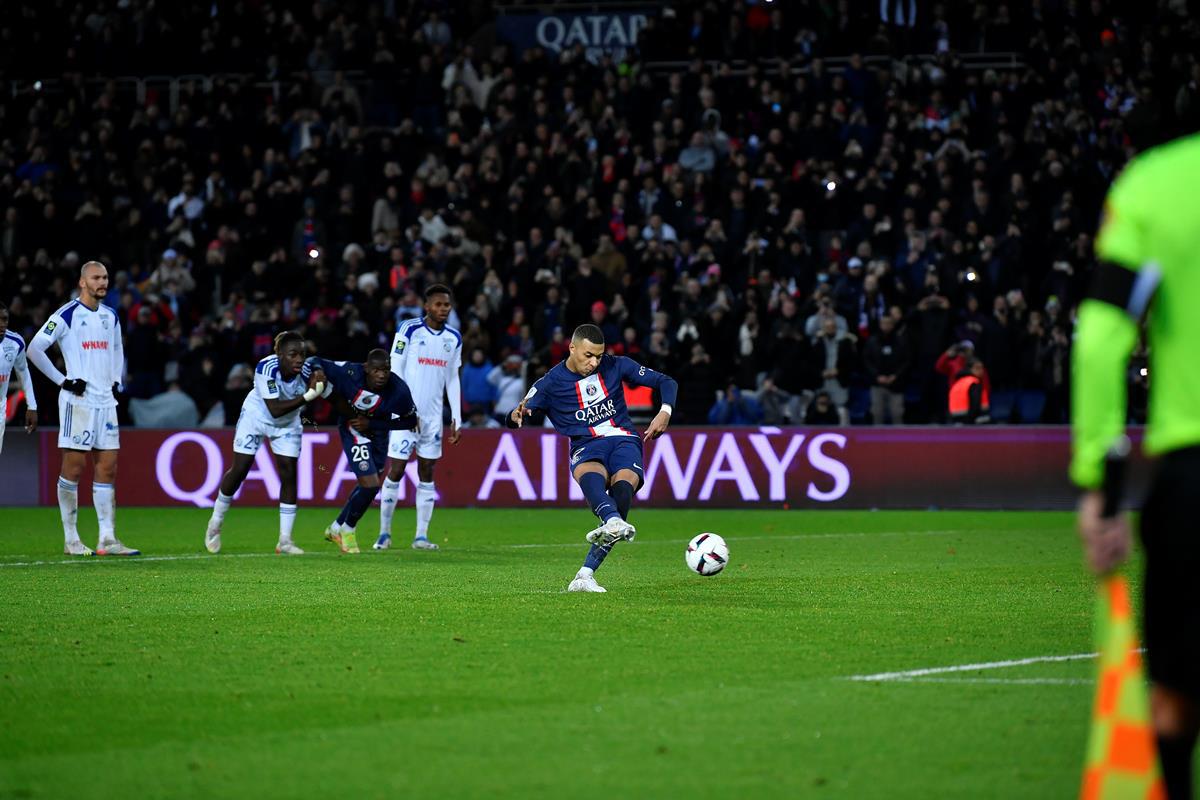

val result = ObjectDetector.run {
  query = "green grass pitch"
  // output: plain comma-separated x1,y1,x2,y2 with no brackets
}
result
0,507,1164,798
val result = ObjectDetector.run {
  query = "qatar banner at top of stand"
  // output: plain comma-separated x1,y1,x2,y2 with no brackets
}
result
34,427,1108,510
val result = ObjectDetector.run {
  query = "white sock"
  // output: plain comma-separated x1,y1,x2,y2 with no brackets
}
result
209,491,233,528
93,482,116,543
379,478,401,535
577,566,594,579
279,503,297,543
415,481,435,540
57,476,80,543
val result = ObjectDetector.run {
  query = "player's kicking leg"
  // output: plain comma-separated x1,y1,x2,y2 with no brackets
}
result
567,444,642,593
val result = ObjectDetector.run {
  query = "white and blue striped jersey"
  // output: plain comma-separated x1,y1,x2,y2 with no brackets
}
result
0,331,37,411
389,317,463,425
240,355,316,428
28,299,124,409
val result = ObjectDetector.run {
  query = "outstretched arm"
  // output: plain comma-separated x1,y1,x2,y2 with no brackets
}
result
616,356,677,440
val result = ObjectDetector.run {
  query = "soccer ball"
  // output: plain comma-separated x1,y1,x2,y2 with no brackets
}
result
685,533,729,576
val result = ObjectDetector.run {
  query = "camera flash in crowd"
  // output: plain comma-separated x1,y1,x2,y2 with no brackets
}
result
825,180,837,191
307,247,320,260
966,271,978,282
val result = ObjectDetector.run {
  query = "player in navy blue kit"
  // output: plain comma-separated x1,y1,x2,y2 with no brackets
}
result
308,349,418,554
508,324,678,593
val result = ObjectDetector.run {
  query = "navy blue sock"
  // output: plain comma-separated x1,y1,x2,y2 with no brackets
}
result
578,472,618,522
610,480,634,520
583,543,612,571
341,485,381,529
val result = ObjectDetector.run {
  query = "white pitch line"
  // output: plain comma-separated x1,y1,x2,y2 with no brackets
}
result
906,677,1093,686
846,652,1098,682
0,526,1063,568
505,529,972,549
0,552,292,568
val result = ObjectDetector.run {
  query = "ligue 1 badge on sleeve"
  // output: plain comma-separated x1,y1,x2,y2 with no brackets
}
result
44,320,57,334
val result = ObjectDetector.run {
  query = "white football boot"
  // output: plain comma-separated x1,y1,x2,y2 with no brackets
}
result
585,517,637,547
411,537,439,551
567,574,607,593
96,538,141,556
275,541,305,555
204,524,221,554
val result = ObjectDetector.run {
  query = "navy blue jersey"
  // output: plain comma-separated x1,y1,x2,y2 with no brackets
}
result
308,357,418,433
520,355,677,444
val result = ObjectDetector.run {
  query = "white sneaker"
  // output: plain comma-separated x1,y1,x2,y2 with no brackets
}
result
205,524,221,554
96,539,141,556
412,537,439,551
567,575,607,593
585,517,636,547
64,540,94,556
275,542,304,555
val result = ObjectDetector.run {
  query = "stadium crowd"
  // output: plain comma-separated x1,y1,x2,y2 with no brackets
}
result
2,0,1198,427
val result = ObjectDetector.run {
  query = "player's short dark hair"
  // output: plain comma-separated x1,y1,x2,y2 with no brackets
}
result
424,283,452,300
572,324,604,345
366,348,389,365
274,330,305,352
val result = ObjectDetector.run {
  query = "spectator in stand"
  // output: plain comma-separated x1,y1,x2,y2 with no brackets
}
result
678,133,716,175
948,358,991,425
708,383,763,425
804,391,842,426
462,403,500,430
811,317,857,425
805,288,848,339
936,341,991,403
1039,325,1072,424
460,347,496,414
487,355,526,422
675,343,719,424
146,250,196,296
2,0,1195,429
863,315,910,425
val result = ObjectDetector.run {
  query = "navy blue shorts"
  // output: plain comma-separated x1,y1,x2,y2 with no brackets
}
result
338,424,388,477
569,436,644,487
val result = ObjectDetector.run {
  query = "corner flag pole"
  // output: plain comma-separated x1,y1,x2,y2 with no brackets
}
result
1080,436,1164,800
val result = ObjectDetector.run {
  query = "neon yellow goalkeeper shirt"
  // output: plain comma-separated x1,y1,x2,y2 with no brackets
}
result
1071,132,1200,488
